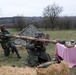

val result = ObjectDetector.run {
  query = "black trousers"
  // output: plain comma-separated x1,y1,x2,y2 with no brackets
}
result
1,42,10,56
1,41,21,58
7,41,21,58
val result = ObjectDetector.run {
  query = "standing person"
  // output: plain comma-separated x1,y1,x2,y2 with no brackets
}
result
0,25,21,59
25,31,51,67
45,34,50,46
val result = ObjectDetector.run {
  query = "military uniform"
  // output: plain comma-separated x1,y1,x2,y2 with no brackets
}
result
25,32,51,67
0,26,21,58
0,29,11,56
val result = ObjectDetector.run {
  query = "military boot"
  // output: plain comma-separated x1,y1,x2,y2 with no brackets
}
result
17,55,21,59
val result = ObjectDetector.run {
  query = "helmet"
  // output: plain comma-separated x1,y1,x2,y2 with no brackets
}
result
35,31,43,38
0,25,5,30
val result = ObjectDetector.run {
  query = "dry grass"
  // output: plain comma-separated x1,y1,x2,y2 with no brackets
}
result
0,61,70,75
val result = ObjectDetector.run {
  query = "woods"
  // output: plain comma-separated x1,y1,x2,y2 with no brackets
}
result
0,3,76,30
0,16,76,30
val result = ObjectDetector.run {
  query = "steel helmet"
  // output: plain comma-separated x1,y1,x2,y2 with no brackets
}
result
0,25,5,30
35,31,43,38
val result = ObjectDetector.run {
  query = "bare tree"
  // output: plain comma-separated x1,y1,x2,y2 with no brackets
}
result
43,17,50,30
12,16,26,31
43,3,63,30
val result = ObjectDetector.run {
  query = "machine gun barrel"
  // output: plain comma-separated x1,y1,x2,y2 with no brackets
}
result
13,35,57,43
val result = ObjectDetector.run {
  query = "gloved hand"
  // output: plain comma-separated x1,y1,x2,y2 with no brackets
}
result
34,41,43,48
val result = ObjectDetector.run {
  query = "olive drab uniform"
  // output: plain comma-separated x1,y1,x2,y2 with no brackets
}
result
0,29,21,59
25,40,51,67
0,29,10,56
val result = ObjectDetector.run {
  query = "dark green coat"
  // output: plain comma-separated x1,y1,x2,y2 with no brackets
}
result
0,29,21,58
25,40,51,67
0,29,11,56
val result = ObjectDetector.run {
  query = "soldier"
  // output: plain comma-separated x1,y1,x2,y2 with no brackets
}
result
0,25,21,59
25,31,51,67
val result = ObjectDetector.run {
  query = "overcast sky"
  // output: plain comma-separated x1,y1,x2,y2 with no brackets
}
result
0,0,76,17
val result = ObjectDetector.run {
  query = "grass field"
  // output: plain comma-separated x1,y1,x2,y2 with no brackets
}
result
0,29,76,75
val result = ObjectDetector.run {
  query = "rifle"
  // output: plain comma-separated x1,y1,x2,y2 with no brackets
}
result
13,35,57,43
